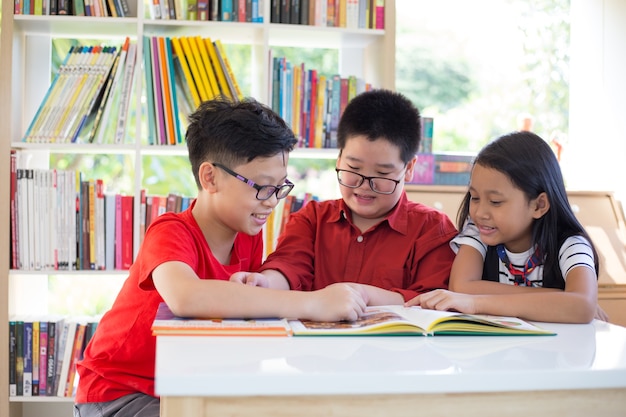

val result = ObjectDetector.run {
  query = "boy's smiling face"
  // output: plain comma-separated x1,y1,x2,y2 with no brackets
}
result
337,135,415,230
211,152,291,237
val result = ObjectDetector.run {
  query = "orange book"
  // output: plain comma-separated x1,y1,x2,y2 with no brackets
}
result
157,37,176,145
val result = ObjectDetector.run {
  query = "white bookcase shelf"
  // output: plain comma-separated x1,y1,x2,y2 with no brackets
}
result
0,1,397,416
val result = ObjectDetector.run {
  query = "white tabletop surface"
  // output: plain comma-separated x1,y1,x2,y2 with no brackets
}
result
155,320,626,396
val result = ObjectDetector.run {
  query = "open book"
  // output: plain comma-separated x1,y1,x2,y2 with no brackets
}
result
288,305,555,336
151,303,293,336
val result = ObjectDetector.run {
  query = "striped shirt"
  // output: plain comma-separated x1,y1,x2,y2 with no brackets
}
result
451,220,595,287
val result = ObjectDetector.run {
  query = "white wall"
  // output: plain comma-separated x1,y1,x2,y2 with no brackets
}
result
568,0,626,202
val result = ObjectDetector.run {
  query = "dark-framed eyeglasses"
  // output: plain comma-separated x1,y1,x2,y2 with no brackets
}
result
335,168,401,195
212,162,294,201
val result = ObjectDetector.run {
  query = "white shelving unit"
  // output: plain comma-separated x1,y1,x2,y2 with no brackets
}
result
0,1,396,416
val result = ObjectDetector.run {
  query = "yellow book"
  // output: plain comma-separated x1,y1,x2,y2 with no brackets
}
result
213,39,243,100
179,36,209,101
205,39,231,99
187,36,214,101
292,64,301,139
195,37,219,99
170,37,201,109
314,74,326,149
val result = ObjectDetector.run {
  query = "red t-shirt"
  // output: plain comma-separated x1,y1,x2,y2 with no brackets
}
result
75,201,263,403
260,193,457,301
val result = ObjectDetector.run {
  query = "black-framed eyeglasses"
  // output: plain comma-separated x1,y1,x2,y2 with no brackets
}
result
212,162,294,201
335,168,402,195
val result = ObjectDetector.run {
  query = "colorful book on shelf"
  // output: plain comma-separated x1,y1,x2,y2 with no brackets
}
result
289,305,556,337
196,36,220,99
143,37,158,145
150,36,168,145
151,302,293,336
214,39,243,100
157,36,177,145
205,38,231,99
115,41,137,144
179,36,209,102
170,37,201,109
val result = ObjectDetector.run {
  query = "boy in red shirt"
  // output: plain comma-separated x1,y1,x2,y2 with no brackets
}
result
74,98,369,417
232,90,457,304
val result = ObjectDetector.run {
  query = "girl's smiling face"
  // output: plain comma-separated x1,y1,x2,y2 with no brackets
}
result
468,163,549,253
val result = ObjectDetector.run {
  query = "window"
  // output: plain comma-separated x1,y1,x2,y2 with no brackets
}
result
395,0,570,155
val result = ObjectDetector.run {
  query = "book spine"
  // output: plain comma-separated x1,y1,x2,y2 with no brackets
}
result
38,321,48,396
9,320,17,396
23,321,33,396
121,195,134,269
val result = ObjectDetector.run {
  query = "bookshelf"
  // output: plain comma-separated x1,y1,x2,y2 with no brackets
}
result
0,1,396,416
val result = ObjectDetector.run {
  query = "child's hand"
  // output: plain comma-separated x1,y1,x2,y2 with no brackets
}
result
405,289,477,314
307,283,369,322
229,272,269,288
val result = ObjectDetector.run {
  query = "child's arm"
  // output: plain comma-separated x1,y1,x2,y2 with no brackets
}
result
406,245,598,323
229,270,290,289
153,261,369,322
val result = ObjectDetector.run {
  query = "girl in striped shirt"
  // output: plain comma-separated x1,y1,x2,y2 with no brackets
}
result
407,131,604,323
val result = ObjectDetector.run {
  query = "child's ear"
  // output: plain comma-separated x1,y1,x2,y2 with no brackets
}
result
532,192,551,219
404,156,417,182
199,162,218,192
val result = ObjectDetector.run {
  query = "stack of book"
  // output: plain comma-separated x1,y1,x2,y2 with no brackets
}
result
8,316,99,398
148,0,264,21
270,0,385,29
143,36,242,146
269,55,372,149
9,151,195,271
14,0,130,16
22,38,137,145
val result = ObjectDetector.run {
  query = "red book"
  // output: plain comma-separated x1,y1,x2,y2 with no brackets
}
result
121,195,134,270
115,194,122,269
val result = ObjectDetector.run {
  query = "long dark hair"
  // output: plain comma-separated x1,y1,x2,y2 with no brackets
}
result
457,131,599,288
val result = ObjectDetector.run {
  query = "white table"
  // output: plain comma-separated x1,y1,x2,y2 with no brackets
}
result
155,320,626,416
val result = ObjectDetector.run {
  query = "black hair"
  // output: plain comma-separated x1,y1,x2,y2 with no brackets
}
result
336,89,421,164
185,97,297,188
457,131,599,288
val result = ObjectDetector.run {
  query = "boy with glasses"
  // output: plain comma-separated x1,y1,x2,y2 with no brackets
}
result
232,89,458,305
74,98,369,417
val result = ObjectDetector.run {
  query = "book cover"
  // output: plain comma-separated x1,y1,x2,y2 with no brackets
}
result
187,36,214,101
196,37,220,100
170,37,201,109
204,38,230,99
151,302,293,336
289,305,556,337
